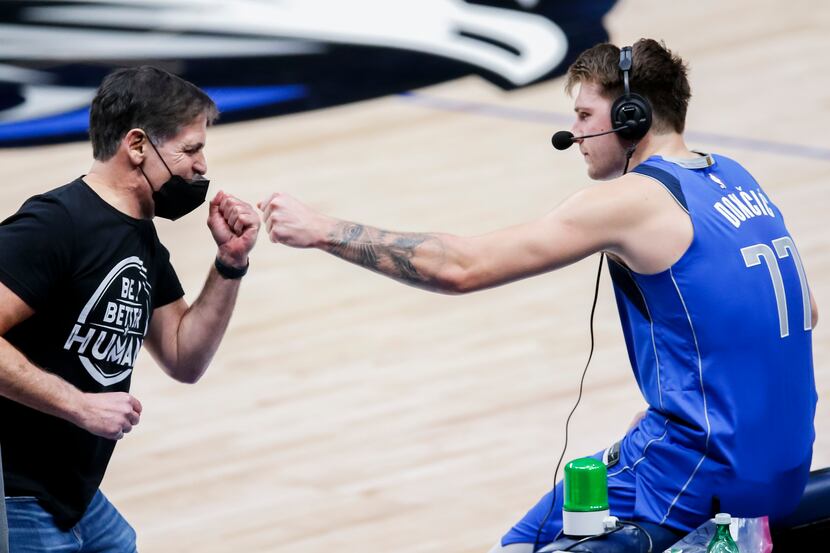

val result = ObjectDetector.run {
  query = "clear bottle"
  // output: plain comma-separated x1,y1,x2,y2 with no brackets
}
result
707,513,740,553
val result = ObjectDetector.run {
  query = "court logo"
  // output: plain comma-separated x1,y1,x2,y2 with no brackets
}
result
63,257,152,386
0,0,616,146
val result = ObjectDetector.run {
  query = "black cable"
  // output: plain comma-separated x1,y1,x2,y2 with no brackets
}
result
623,145,636,176
532,147,638,553
618,521,654,553
531,252,605,552
544,521,653,553
556,525,623,551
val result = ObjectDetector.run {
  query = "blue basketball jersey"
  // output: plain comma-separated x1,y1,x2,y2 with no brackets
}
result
608,153,816,526
499,153,818,546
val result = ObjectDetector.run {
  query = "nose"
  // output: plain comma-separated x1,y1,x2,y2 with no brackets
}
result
193,151,207,177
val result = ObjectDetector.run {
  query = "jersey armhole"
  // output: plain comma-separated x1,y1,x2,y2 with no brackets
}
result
622,164,695,276
632,165,689,213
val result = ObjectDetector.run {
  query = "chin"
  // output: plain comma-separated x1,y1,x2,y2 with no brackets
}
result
587,166,612,181
596,171,619,181
586,161,625,181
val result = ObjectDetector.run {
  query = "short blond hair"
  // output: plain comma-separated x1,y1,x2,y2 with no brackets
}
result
566,39,691,134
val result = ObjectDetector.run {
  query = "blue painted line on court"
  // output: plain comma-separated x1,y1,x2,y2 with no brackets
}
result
0,85,307,143
398,91,830,162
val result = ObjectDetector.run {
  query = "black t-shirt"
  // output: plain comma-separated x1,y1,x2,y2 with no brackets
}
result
0,178,184,529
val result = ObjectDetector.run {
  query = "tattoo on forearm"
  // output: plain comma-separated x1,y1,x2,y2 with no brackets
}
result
327,223,444,288
336,223,379,267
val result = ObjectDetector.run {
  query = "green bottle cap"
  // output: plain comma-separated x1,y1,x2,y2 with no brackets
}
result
563,457,609,512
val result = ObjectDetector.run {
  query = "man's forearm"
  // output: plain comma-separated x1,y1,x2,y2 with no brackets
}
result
172,266,242,382
322,221,460,292
0,337,81,423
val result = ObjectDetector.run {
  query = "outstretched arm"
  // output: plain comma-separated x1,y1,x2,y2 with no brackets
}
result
259,182,650,294
318,216,605,293
322,221,453,291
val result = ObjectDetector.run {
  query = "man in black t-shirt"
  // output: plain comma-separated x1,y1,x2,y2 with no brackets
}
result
0,66,260,552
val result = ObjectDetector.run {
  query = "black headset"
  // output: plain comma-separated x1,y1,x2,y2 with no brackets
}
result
550,45,654,151
610,45,652,141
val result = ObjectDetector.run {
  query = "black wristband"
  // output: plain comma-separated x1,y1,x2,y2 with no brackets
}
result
214,257,249,279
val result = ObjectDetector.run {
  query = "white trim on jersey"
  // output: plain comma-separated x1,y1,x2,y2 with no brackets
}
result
660,269,712,525
607,418,669,479
623,265,665,410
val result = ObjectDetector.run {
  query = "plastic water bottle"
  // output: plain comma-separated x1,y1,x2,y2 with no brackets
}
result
707,513,739,553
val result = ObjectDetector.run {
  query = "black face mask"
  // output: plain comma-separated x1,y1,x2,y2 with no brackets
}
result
141,136,209,221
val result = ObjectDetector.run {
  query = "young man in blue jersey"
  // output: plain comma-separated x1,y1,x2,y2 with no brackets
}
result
258,38,818,551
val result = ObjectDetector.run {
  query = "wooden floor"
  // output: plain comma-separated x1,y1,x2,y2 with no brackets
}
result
1,1,828,551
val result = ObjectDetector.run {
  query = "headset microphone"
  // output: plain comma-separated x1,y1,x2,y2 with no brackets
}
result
550,126,631,151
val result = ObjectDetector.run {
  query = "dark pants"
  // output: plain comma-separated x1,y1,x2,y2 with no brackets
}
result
0,444,8,553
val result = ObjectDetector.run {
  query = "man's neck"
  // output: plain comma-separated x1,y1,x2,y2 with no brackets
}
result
626,132,696,169
84,160,153,219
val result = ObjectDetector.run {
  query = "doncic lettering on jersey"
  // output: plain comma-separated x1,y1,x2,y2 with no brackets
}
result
712,182,776,228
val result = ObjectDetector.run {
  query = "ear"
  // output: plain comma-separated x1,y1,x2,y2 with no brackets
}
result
125,128,147,166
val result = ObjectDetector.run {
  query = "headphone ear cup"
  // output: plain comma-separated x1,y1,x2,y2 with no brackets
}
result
611,92,652,140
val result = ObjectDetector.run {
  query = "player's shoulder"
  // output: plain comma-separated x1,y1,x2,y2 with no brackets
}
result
554,172,668,234
572,170,688,227
708,153,760,184
584,170,669,203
